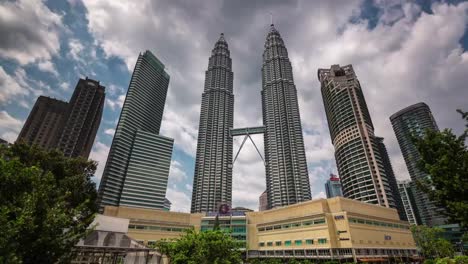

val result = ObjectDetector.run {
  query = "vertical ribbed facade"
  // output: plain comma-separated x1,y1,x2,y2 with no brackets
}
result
17,96,68,150
376,137,407,221
98,50,173,211
262,25,311,209
390,102,447,226
191,34,234,213
57,78,105,158
318,64,395,208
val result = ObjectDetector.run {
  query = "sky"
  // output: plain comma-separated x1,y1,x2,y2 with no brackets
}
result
0,0,467,212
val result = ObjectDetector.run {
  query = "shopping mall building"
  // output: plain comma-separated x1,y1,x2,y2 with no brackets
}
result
102,197,419,262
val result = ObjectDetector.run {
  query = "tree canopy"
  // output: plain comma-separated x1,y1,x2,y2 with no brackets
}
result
414,110,468,227
155,228,242,264
411,225,454,259
0,143,98,264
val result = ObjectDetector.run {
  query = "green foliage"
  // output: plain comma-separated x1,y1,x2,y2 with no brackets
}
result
0,143,98,263
425,256,468,264
454,256,468,264
411,225,455,259
155,228,242,264
414,110,468,227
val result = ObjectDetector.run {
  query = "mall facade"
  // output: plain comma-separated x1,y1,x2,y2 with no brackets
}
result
103,197,419,262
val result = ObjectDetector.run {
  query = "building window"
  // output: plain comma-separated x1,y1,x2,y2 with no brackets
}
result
305,239,313,245
285,240,292,246
275,241,282,246
267,242,273,247
295,240,302,246
259,242,265,247
318,238,327,244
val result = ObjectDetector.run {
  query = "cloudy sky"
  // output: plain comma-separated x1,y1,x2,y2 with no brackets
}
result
1,0,467,212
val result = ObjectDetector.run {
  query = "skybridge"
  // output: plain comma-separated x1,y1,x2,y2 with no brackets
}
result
229,126,266,168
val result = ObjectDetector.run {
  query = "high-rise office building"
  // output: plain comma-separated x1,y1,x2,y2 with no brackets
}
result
163,198,171,211
17,78,104,159
318,64,395,208
325,174,343,198
191,34,234,213
57,78,105,158
97,51,173,211
17,96,69,150
398,179,420,225
262,25,311,209
259,190,268,211
376,137,407,221
390,102,446,226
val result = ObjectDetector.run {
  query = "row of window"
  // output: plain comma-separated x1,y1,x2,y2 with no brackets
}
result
128,224,187,232
348,218,409,230
200,226,246,233
259,238,328,247
258,218,326,232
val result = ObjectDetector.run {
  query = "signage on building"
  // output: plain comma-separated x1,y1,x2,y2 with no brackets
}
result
334,215,345,220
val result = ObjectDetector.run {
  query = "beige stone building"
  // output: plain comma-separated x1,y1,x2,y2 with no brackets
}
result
103,197,419,262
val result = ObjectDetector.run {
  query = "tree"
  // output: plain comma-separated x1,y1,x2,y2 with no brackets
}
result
411,225,454,259
0,143,98,263
155,228,242,264
414,110,468,227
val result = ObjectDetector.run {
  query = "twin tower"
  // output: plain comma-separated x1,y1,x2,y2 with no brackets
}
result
191,25,311,213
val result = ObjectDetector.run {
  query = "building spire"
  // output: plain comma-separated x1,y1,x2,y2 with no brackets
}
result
218,33,226,43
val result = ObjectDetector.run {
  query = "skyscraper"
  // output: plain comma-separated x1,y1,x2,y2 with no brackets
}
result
318,64,395,208
262,25,311,209
398,179,421,225
57,78,105,158
17,77,104,159
259,190,268,211
325,174,343,198
17,96,68,150
97,50,173,211
376,137,407,221
191,34,234,213
390,102,446,226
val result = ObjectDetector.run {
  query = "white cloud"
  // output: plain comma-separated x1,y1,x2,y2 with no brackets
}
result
314,191,326,200
59,82,70,91
166,186,191,212
37,60,58,76
104,128,115,136
68,38,84,62
0,111,23,143
0,66,29,103
168,160,187,183
89,141,110,186
105,94,126,111
0,0,62,64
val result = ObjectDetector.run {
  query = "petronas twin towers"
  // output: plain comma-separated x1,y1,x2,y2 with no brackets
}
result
191,25,311,213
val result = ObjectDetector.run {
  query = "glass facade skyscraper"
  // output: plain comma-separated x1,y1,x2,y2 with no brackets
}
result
325,174,343,198
262,25,311,209
376,137,407,221
398,179,420,225
318,64,395,208
97,50,173,211
191,34,234,213
390,102,446,226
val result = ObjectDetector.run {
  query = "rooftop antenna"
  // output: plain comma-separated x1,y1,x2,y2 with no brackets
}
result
269,12,273,25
